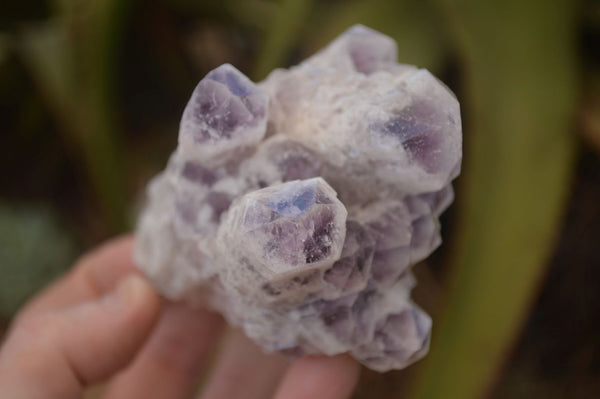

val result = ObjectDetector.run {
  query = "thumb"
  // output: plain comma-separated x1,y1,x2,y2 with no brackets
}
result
0,275,161,399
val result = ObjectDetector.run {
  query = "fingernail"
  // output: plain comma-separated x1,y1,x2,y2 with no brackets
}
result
119,275,150,304
105,275,150,308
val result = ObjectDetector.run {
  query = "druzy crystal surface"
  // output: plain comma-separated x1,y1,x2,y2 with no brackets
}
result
135,25,462,372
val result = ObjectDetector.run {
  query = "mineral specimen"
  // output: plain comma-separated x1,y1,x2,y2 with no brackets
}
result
135,24,462,372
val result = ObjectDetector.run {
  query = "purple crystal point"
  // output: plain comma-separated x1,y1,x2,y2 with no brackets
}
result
179,64,268,162
309,24,398,75
362,70,461,193
353,303,431,372
322,221,374,299
264,137,323,182
240,178,346,274
218,178,347,304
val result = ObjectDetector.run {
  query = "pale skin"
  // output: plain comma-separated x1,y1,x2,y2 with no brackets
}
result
0,236,360,399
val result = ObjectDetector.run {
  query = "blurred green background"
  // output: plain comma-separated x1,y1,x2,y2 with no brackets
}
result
1,0,599,398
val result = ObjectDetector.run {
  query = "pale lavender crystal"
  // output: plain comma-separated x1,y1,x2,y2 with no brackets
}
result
217,178,347,304
251,136,324,184
322,221,374,299
352,301,431,371
135,24,462,372
179,64,268,163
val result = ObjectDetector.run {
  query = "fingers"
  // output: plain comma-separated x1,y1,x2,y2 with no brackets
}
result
17,235,138,321
102,303,224,399
273,355,360,399
0,275,161,399
2,233,360,399
198,330,288,399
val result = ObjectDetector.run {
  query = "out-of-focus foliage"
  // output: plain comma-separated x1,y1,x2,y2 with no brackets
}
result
1,0,599,398
306,0,447,73
0,204,76,319
19,0,132,231
253,0,313,79
409,0,578,398
581,77,600,153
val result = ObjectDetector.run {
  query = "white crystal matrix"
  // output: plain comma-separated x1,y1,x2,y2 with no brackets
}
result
135,25,462,372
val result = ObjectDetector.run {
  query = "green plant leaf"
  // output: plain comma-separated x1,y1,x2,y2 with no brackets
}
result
409,1,578,398
18,0,134,233
0,204,76,319
306,0,447,72
224,0,276,29
253,0,315,80
580,76,600,153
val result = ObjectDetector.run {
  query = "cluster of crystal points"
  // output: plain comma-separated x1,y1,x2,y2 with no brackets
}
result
135,25,461,372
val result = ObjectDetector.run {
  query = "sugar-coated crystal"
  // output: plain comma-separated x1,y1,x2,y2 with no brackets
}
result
135,25,462,372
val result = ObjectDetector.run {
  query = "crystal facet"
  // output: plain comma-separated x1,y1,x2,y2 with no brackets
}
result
135,25,462,372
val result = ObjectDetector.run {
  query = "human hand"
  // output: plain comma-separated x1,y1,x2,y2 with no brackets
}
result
0,236,360,399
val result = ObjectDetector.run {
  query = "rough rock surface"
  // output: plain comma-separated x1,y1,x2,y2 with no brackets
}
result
135,24,462,372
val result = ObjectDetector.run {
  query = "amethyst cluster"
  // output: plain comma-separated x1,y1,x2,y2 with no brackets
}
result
135,25,462,372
